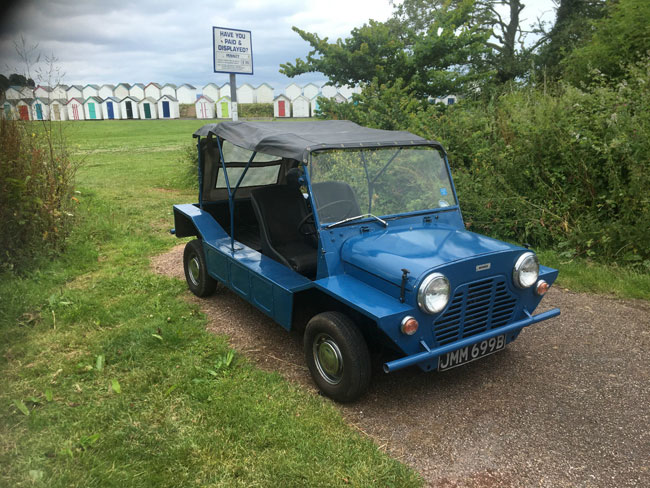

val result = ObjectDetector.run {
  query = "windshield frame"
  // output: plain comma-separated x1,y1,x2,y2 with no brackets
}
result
306,143,460,230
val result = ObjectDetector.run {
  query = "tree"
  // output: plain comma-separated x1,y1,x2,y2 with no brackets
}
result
562,0,650,85
535,0,607,81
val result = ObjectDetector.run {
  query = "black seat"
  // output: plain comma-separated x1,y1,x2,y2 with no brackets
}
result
250,184,317,277
311,181,362,223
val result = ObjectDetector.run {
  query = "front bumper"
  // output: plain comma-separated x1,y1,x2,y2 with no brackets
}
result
383,307,561,373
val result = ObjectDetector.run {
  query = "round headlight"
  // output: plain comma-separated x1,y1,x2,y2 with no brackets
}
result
513,252,539,289
417,273,450,314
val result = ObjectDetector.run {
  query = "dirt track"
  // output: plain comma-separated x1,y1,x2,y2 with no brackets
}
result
152,245,650,487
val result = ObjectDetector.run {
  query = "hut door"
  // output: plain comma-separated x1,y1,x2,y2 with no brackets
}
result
4,104,10,118
72,104,80,120
162,101,170,118
107,102,114,119
278,100,286,117
53,105,60,120
143,103,151,119
88,103,96,119
35,104,43,120
125,101,133,119
221,102,229,118
19,105,29,120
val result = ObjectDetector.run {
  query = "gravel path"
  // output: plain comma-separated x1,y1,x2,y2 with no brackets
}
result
152,245,650,487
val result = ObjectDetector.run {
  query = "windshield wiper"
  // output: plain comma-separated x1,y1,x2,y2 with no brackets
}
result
325,213,388,229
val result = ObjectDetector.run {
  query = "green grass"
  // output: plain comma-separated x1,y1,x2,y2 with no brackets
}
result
0,120,422,487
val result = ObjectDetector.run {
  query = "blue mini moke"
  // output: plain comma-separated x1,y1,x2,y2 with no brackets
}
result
172,120,560,402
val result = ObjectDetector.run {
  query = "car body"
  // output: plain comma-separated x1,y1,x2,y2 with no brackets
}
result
172,120,560,402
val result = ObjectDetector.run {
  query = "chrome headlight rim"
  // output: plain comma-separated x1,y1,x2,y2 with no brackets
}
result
417,272,450,314
513,252,540,289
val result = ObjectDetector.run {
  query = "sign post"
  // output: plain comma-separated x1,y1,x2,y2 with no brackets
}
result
213,26,253,122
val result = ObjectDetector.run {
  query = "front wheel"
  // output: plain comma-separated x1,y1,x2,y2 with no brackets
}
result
183,239,217,297
304,312,371,402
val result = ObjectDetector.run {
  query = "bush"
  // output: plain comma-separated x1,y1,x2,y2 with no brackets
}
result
0,119,78,270
239,103,273,118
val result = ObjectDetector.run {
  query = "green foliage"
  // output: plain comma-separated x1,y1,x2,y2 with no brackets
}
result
563,0,650,86
0,119,78,270
238,103,273,118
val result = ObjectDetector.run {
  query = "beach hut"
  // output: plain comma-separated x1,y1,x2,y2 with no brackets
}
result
202,83,220,102
273,94,291,118
31,98,49,120
176,84,197,104
255,83,274,104
310,96,320,117
2,100,16,119
302,83,319,100
83,96,103,120
66,98,85,121
34,85,52,99
219,83,231,98
114,83,130,99
101,97,122,120
285,83,302,101
98,84,115,99
50,99,68,121
161,83,177,98
338,85,354,99
52,84,68,99
292,95,310,118
5,86,23,100
120,96,140,119
67,85,83,100
157,95,179,119
82,84,100,99
21,87,34,98
237,83,255,104
333,93,347,104
216,96,231,118
138,98,158,119
129,83,145,100
195,95,215,119
144,83,162,100
320,85,337,99
16,99,32,120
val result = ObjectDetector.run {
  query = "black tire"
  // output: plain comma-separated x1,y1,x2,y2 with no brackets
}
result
304,311,371,403
183,239,217,297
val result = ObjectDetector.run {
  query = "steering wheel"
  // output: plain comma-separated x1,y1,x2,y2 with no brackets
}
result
298,200,356,236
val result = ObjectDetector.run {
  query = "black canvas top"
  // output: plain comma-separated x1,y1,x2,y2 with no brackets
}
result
193,120,438,162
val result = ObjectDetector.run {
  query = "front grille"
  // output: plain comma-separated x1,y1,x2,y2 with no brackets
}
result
433,276,517,346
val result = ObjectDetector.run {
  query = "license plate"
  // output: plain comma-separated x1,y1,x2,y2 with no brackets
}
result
438,335,506,371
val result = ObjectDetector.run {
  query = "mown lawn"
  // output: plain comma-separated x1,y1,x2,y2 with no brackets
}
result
0,119,422,487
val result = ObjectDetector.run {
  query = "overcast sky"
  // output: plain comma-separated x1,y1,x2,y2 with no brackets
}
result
0,0,555,93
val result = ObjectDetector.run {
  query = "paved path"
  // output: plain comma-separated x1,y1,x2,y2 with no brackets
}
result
153,246,650,487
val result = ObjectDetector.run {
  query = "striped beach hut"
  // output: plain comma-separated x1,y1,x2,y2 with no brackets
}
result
66,98,85,121
216,96,231,119
157,95,179,119
138,98,158,119
50,99,68,121
120,96,140,119
273,94,291,118
101,97,122,119
83,96,103,120
31,98,50,120
195,95,215,119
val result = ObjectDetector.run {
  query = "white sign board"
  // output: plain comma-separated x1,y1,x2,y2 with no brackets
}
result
213,26,253,75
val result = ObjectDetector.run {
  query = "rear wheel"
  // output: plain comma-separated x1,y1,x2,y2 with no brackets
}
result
183,239,217,297
304,312,371,402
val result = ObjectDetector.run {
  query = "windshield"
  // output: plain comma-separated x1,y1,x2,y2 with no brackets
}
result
309,146,456,224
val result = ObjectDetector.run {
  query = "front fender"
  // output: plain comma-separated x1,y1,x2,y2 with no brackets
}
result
173,204,228,241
